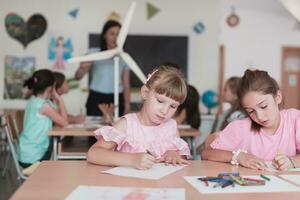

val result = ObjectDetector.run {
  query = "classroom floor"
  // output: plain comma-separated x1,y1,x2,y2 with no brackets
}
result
0,149,19,200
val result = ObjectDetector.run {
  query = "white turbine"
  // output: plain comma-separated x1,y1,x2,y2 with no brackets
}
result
280,0,300,24
68,2,146,119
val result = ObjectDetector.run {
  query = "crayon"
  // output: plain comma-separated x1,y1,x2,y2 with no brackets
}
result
260,174,270,181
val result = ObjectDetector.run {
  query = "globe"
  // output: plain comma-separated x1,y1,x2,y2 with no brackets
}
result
201,90,218,114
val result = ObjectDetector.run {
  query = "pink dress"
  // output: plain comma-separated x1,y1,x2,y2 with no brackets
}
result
94,113,191,158
211,109,300,161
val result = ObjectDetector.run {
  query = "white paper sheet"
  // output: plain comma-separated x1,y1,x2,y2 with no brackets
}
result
102,163,186,180
265,161,300,172
64,123,103,129
65,185,185,200
177,124,191,129
184,175,300,194
280,175,300,186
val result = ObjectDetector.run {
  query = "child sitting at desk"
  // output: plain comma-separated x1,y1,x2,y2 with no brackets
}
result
87,65,191,169
18,69,68,168
53,71,85,124
202,69,300,171
205,77,245,147
174,84,201,130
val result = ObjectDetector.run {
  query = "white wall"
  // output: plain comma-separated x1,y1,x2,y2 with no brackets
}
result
220,0,300,83
0,0,220,114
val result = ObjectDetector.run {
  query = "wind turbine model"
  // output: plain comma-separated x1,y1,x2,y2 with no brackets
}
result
68,2,146,119
280,0,300,25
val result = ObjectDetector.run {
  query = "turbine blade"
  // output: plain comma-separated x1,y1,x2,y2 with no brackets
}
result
120,52,146,83
280,0,300,22
68,49,118,63
117,2,136,49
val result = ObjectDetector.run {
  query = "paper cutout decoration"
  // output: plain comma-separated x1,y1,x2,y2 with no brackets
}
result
193,22,205,34
5,13,47,48
107,11,121,21
48,36,73,70
146,2,160,20
4,55,35,99
69,8,79,19
226,7,240,27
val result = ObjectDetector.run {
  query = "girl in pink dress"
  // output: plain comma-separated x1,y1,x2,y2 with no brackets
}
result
202,69,300,171
87,65,191,169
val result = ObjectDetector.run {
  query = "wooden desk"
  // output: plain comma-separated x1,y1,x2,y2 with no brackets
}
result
10,160,300,200
49,126,98,160
49,126,200,160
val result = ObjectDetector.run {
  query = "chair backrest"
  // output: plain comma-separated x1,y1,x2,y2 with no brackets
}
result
3,115,27,180
15,110,24,134
5,114,19,142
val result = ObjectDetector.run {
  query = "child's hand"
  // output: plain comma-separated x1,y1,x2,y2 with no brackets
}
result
238,152,267,170
132,153,156,170
157,150,189,166
74,114,85,123
272,154,294,171
51,88,61,102
98,103,115,124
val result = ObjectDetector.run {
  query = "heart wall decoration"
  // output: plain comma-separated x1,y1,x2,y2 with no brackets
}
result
5,13,47,48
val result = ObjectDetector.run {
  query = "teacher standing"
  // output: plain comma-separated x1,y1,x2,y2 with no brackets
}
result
75,20,130,117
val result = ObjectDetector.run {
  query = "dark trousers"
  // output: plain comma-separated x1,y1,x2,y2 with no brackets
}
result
86,90,125,146
86,90,124,116
19,148,52,168
19,138,53,168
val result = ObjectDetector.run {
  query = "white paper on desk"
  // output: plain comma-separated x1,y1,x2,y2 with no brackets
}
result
184,176,300,194
177,124,191,129
65,124,102,129
102,163,186,180
65,185,185,200
265,161,300,172
280,175,300,186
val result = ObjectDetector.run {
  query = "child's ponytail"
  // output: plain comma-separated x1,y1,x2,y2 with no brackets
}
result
23,69,55,95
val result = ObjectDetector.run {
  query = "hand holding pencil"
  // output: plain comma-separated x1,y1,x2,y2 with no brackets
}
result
272,149,294,171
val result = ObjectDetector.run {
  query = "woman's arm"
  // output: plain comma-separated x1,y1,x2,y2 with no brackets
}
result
123,69,130,114
75,62,92,80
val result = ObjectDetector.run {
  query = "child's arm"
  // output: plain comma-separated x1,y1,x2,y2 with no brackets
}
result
87,118,156,169
67,114,85,124
202,148,266,170
41,89,68,127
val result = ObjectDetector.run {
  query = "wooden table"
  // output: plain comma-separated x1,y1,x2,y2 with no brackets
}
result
10,160,300,200
49,126,200,160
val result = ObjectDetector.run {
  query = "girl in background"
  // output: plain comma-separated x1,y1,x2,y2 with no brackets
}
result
175,84,201,130
205,77,245,147
212,76,244,132
53,71,85,124
87,65,190,169
202,69,300,171
18,69,68,167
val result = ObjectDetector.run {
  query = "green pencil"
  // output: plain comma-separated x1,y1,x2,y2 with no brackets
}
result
260,174,270,181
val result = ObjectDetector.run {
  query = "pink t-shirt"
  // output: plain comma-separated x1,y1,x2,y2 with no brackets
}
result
211,109,300,161
94,113,191,159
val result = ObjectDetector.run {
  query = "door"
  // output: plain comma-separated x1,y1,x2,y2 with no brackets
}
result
281,47,300,109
